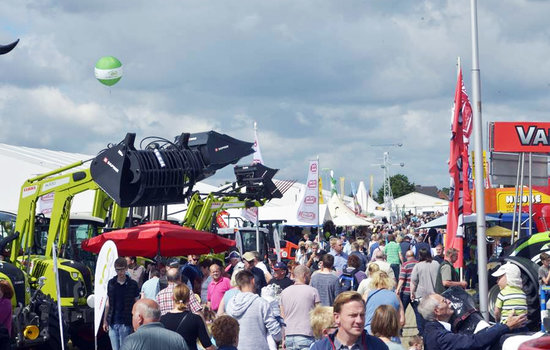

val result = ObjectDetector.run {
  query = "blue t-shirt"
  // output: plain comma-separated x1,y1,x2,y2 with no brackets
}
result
180,263,202,283
364,289,400,334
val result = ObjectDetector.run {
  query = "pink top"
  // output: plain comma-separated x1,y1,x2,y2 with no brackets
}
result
207,277,231,311
0,298,12,335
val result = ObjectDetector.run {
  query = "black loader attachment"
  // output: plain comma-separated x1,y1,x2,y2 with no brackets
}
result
90,131,254,207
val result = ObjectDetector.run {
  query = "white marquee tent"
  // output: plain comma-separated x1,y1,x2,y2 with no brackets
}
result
394,191,449,215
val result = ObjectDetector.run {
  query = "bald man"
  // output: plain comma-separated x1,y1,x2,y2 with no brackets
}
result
280,265,320,350
121,299,188,350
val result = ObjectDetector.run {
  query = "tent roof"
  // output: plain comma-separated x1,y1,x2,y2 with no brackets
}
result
394,191,449,206
356,181,381,214
328,194,373,227
420,213,500,229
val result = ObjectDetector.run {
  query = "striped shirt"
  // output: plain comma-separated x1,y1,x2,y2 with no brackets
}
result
399,259,418,294
495,285,527,324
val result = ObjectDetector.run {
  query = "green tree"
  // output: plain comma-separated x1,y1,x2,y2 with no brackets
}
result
375,174,415,203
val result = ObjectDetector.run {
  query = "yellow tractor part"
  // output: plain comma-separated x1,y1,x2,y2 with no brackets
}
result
23,325,39,340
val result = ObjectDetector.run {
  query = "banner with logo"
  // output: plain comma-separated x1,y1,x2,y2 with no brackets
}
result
490,122,550,153
94,240,118,337
297,160,319,225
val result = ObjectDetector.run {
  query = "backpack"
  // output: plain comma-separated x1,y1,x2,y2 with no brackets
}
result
339,267,359,291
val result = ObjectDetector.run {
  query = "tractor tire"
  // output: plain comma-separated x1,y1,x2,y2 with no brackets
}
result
69,321,94,350
69,321,112,350
487,256,540,331
38,295,68,350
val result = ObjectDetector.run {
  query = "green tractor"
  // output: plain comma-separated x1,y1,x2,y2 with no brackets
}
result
5,164,127,349
1,212,66,349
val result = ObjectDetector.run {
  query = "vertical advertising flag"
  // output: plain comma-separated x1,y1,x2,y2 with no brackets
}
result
318,175,324,204
350,182,362,214
243,121,263,221
94,240,118,337
51,244,66,350
330,170,337,197
252,121,264,165
446,64,473,268
297,160,319,225
241,206,259,223
339,177,345,199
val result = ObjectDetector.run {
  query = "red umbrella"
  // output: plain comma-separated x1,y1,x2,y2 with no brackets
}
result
81,220,235,257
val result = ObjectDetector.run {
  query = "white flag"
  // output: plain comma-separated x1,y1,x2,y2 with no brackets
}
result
94,240,118,337
252,121,264,164
296,160,319,225
241,207,258,223
52,244,66,350
241,122,263,222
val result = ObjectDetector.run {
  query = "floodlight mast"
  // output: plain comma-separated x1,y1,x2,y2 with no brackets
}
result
370,142,404,213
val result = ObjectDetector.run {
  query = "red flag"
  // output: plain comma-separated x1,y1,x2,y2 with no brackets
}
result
446,66,473,268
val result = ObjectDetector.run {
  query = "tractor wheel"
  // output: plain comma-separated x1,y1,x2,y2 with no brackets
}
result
38,295,68,350
487,256,540,331
69,321,95,350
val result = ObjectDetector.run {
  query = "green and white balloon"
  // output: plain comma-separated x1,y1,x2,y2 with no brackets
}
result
94,56,123,86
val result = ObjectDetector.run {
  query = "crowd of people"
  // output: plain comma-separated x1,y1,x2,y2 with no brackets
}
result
0,213,535,350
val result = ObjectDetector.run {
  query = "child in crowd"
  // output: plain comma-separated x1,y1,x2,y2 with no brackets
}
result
539,252,550,287
408,335,423,350
309,305,335,340
492,262,528,327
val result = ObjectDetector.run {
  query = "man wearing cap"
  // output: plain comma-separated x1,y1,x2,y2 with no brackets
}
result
418,292,527,350
492,262,528,326
225,250,241,277
242,251,267,295
269,262,294,290
280,265,320,350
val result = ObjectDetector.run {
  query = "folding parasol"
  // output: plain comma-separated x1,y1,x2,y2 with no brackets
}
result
81,220,235,257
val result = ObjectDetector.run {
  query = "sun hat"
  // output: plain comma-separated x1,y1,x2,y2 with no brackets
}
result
491,262,522,287
242,251,255,262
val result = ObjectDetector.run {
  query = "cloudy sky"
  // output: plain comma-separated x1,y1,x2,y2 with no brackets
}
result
1,0,549,194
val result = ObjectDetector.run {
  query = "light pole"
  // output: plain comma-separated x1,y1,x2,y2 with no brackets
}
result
380,152,405,213
371,151,405,223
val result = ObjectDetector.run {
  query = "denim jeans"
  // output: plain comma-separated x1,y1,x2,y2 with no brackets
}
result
400,292,425,336
285,335,315,350
108,323,132,350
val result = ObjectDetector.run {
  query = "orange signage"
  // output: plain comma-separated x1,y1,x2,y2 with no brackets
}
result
490,122,550,153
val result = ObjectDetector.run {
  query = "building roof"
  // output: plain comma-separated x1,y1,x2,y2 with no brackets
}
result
415,185,448,201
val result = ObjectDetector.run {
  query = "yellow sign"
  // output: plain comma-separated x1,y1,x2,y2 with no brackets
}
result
496,190,550,212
